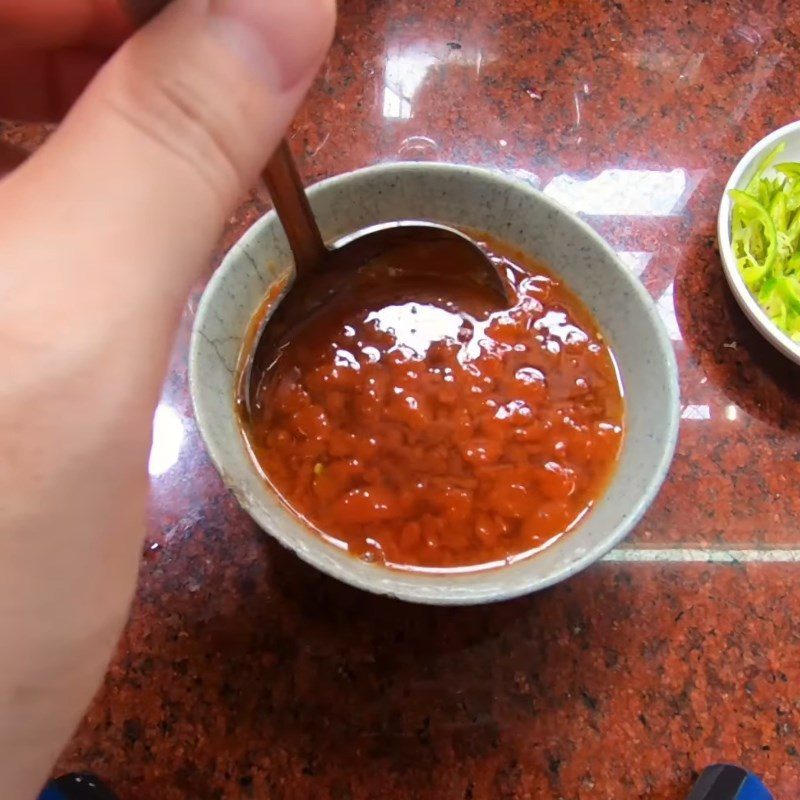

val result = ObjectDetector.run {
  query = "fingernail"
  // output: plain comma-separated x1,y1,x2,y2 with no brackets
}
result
209,0,334,92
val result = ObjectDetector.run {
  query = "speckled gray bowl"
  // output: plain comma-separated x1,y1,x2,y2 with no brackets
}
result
189,163,679,605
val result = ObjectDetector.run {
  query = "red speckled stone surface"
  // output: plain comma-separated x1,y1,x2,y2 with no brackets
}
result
5,0,800,797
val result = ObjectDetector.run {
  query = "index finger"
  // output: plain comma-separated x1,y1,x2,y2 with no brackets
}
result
0,0,133,49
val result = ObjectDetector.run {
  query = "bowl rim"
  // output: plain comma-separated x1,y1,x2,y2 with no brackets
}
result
190,161,680,604
717,119,800,365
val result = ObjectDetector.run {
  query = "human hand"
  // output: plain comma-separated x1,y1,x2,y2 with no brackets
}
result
0,1,334,797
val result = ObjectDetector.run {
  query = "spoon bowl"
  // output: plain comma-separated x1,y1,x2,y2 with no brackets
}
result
239,141,508,417
241,218,508,415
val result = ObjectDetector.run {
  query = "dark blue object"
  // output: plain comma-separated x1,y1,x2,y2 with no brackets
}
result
688,764,773,800
39,774,118,800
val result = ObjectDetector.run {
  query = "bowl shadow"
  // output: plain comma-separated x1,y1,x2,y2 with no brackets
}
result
674,221,800,429
174,535,551,795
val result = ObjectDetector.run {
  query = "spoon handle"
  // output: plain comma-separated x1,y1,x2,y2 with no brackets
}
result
262,139,328,275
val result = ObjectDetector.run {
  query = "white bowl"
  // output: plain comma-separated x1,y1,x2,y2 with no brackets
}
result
190,163,679,605
718,119,800,364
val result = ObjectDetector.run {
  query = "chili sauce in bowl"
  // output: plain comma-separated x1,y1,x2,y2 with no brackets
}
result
241,234,624,574
190,161,679,603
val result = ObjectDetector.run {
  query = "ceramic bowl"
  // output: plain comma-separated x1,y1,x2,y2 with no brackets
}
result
190,163,679,605
718,120,800,364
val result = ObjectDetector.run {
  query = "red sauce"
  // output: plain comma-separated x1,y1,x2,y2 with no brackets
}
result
243,235,624,573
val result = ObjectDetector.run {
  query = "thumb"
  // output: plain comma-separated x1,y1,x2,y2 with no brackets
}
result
5,0,335,305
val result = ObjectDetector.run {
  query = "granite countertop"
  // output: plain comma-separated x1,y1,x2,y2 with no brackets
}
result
33,0,800,796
